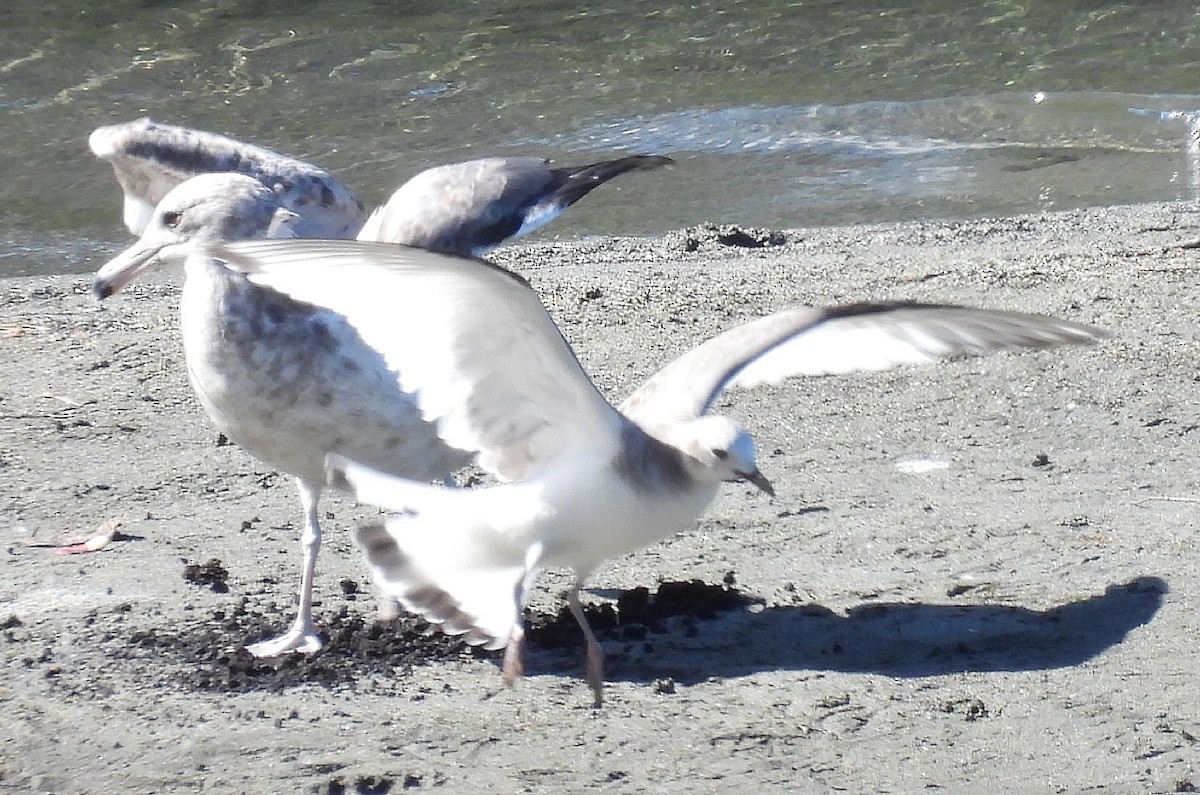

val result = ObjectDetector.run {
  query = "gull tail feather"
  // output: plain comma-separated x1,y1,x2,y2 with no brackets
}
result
325,453,454,512
353,522,534,650
330,454,543,650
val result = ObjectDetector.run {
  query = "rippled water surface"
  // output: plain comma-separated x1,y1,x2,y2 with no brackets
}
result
3,1,1200,275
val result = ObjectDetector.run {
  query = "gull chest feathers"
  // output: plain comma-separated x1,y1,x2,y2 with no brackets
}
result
178,255,458,486
539,424,724,574
208,237,1108,706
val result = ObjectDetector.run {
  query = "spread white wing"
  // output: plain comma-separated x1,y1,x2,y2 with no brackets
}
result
621,301,1108,426
214,239,623,480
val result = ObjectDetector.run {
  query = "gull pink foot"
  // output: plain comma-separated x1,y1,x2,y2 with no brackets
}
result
585,637,605,707
502,633,525,687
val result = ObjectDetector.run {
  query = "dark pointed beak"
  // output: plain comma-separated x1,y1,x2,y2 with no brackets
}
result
739,469,775,498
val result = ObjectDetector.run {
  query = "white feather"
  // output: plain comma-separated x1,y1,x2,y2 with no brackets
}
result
623,303,1107,424
217,239,623,481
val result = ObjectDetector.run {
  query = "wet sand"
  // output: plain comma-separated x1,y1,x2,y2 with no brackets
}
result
1,205,1197,793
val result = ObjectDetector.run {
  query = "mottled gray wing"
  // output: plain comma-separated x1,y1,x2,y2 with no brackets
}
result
89,118,366,238
357,154,672,254
620,301,1108,426
213,239,624,480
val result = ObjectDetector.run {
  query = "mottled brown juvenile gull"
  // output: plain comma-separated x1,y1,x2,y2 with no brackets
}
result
90,118,670,254
197,238,1107,704
92,174,473,657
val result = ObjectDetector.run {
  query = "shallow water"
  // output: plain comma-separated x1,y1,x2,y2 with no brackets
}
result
3,0,1200,276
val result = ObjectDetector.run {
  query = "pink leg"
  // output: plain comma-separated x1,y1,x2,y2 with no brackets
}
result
500,544,542,689
502,626,525,687
567,583,604,707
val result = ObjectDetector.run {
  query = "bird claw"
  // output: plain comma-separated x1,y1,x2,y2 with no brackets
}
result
245,626,323,658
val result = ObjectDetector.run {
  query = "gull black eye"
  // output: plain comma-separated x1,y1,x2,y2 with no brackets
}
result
161,210,182,228
712,448,728,460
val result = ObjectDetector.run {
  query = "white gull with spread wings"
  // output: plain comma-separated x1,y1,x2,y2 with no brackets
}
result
196,237,1107,704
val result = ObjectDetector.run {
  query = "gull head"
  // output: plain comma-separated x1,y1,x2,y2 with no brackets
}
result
93,172,298,299
672,415,775,497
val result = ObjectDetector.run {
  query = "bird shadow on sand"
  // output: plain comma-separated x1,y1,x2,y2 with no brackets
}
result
528,576,1168,685
45,573,1163,695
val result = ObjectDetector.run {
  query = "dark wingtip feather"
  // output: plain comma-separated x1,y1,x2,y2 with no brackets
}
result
547,154,674,208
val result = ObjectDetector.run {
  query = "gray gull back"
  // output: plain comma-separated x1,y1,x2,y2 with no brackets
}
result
356,154,673,255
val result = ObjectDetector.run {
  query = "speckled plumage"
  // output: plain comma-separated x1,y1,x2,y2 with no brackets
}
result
88,112,671,657
91,118,672,255
90,118,366,238
93,174,471,657
181,255,468,486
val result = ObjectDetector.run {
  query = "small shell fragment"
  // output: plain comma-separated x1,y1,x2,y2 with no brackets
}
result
53,516,125,556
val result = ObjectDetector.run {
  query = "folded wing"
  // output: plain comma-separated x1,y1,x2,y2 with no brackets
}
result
358,155,672,255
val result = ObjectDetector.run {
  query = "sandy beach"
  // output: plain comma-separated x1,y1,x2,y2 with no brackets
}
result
2,204,1197,793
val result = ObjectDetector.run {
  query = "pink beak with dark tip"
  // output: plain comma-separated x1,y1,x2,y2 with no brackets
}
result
93,240,168,300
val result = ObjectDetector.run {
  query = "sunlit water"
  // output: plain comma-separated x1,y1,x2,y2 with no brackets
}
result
3,0,1200,276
